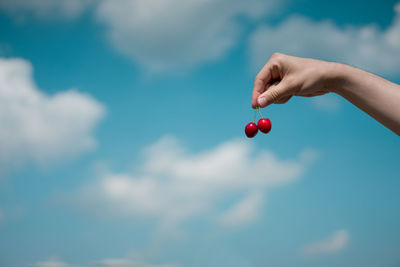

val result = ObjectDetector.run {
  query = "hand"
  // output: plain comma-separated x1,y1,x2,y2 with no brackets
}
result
252,53,400,135
252,53,335,108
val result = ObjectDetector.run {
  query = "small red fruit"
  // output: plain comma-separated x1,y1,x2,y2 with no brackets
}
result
245,122,258,138
258,118,271,133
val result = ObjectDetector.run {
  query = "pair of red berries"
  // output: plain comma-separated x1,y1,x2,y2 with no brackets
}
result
245,108,271,138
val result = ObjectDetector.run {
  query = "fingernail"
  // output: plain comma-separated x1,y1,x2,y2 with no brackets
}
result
258,97,267,107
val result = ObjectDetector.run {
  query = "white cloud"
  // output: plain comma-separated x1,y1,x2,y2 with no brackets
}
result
0,0,95,20
311,93,341,112
31,257,178,267
218,191,264,227
94,258,179,267
95,0,281,72
0,0,283,72
0,0,281,72
0,58,105,173
3,1,400,75
71,136,315,230
31,258,76,267
250,2,400,77
302,229,350,256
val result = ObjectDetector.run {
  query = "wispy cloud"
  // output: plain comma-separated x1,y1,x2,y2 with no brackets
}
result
0,58,105,175
94,258,179,267
312,93,341,112
31,257,178,267
250,2,400,77
218,190,264,227
31,258,76,267
69,136,316,233
0,0,283,72
94,0,283,72
3,1,400,75
302,229,350,256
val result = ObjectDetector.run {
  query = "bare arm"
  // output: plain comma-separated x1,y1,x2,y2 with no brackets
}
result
252,53,400,135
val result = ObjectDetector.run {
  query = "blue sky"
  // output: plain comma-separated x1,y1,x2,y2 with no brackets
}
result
0,0,399,266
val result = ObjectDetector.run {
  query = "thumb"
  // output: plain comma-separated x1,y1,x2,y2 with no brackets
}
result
257,79,290,108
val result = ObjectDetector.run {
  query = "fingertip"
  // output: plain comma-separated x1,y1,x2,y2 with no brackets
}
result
252,92,260,109
251,98,259,109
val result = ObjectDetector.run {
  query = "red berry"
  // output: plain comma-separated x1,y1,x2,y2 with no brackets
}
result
257,118,271,133
245,122,258,138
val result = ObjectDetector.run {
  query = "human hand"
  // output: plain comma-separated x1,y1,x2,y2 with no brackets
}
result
252,53,336,108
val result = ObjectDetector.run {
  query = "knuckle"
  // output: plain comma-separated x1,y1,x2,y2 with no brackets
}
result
270,62,280,74
255,73,267,84
271,52,284,62
269,59,282,76
269,89,280,103
272,52,281,59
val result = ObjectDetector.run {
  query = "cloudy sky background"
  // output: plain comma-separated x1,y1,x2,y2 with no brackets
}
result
0,0,399,266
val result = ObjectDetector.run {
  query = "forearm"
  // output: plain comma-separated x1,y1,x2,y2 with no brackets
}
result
327,63,400,135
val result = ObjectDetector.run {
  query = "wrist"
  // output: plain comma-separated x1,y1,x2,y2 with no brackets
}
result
322,62,350,95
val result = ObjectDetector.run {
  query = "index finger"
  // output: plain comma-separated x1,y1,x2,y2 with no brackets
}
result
252,62,272,109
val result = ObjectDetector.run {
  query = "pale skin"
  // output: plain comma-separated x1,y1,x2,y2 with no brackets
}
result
252,53,400,135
